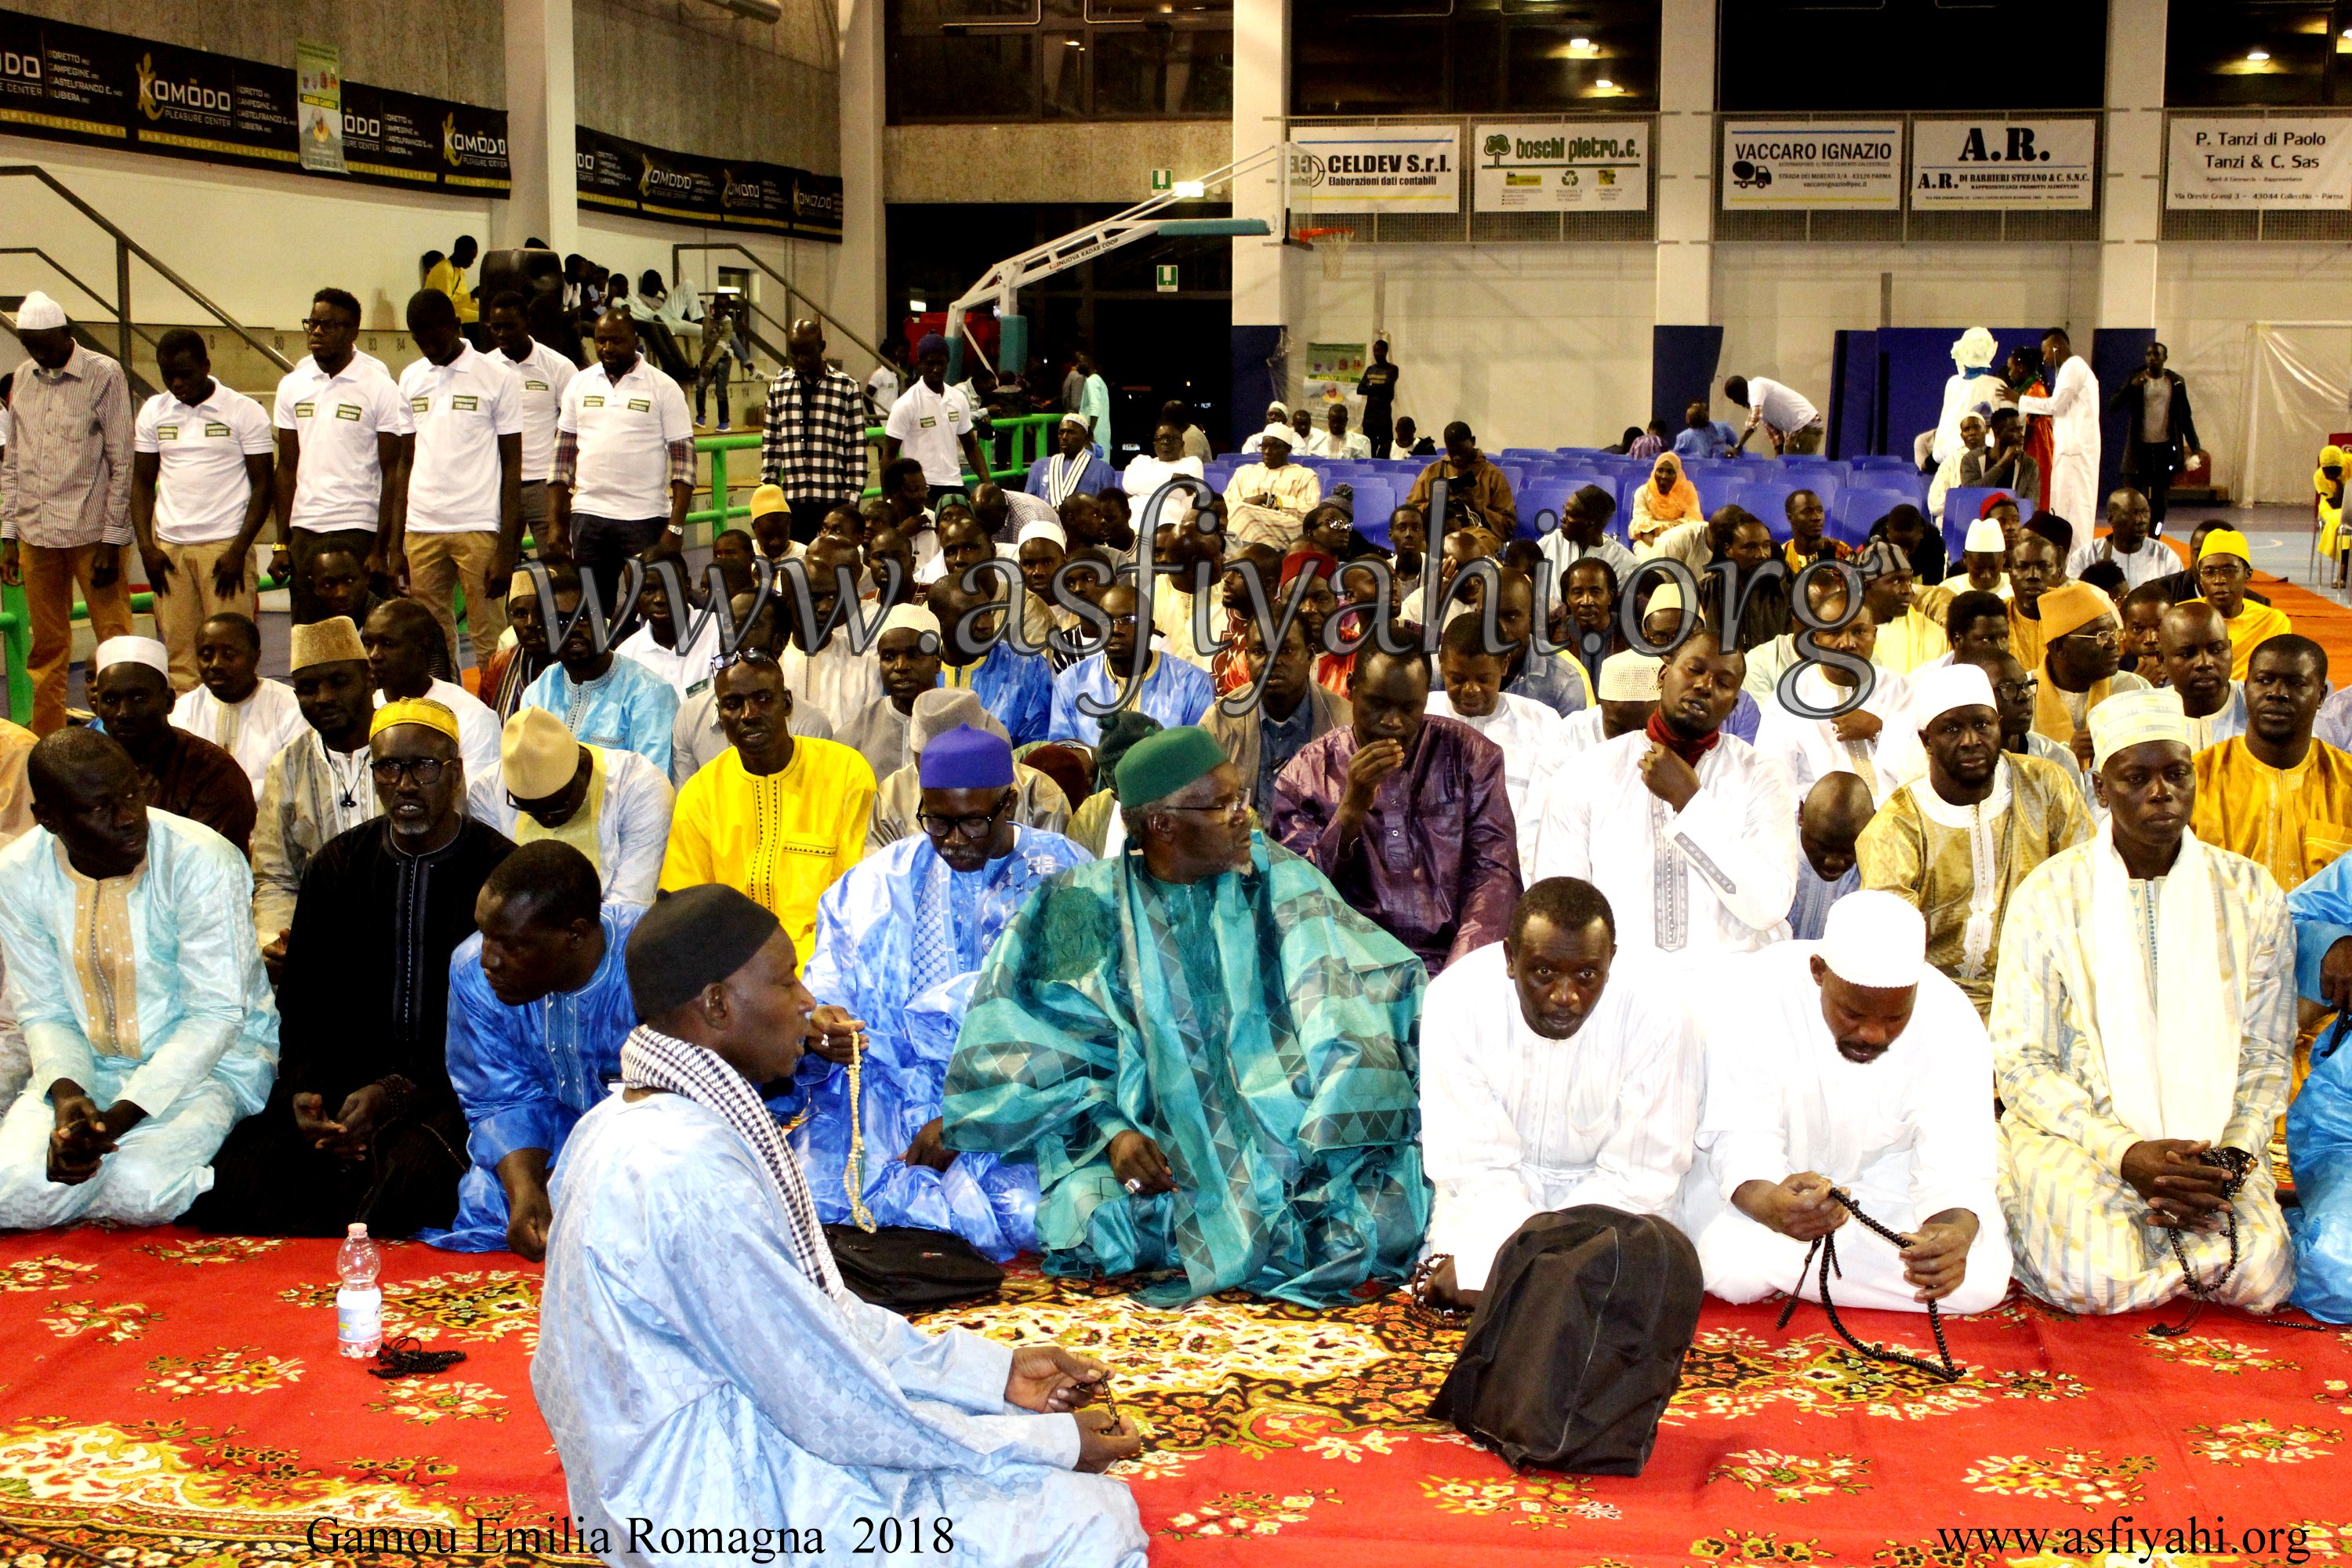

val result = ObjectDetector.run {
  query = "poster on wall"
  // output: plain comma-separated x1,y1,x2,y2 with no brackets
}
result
1290,124,1460,212
1719,120,1903,210
1301,341,1367,416
294,40,342,173
1472,122,1649,212
2166,116,2352,208
0,8,505,193
1909,118,2096,208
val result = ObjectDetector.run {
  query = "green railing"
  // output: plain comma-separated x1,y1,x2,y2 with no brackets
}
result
0,412,1067,723
691,412,1062,533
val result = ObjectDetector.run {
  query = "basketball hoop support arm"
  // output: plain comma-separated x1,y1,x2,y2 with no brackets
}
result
945,141,1296,377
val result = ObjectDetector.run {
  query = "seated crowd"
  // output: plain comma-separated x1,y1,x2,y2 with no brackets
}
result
9,281,2352,1560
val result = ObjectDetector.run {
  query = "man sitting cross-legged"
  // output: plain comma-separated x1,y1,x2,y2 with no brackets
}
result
429,841,640,1257
1682,890,2012,1316
946,727,1429,1306
187,700,515,1238
0,730,277,1228
1417,877,1700,1308
1993,687,2296,1315
535,884,1148,1563
792,725,1091,1260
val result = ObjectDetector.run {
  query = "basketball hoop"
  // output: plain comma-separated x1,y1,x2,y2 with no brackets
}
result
1294,226,1353,283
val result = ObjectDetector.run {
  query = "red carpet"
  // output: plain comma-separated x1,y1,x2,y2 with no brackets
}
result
3,1226,2350,1566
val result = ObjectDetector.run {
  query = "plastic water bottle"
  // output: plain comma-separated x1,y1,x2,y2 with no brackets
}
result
336,1222,383,1359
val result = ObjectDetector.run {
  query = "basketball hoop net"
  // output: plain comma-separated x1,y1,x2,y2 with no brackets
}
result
1294,226,1352,283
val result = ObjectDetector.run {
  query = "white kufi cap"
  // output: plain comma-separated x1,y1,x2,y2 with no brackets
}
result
1962,518,2006,554
1598,651,1662,701
93,635,169,677
2087,685,2189,771
1820,891,1927,990
1907,662,1998,725
878,602,941,640
13,291,66,332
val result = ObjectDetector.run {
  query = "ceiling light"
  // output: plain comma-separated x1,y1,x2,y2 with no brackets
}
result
1569,34,1589,48
1065,37,1081,44
2249,48,2270,60
1595,78,1613,90
1174,180,1206,198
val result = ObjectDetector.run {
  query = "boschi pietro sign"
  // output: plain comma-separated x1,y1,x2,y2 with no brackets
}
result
1473,122,1648,212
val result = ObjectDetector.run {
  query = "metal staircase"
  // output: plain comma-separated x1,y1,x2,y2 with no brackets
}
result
0,165,294,397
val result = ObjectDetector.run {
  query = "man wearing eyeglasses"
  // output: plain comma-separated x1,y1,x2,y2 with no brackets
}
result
780,724,1087,1258
187,698,516,1240
269,287,411,623
660,644,876,963
946,726,1429,1306
1858,662,2091,1021
2029,583,2149,775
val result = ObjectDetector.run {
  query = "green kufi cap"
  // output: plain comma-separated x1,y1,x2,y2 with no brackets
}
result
1114,724,1228,809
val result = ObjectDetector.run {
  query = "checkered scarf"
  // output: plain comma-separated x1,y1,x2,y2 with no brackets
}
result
619,1025,850,1306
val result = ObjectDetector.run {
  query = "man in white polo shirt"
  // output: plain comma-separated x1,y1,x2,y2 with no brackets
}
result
130,329,274,691
1726,372,1824,456
396,288,523,675
271,286,412,622
882,332,987,501
484,289,575,564
550,308,694,616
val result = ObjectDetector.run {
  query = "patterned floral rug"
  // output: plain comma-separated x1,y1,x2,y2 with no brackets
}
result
3,1225,2350,1566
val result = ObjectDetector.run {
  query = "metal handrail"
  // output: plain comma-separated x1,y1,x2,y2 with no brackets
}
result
0,247,166,358
0,165,294,376
670,241,885,372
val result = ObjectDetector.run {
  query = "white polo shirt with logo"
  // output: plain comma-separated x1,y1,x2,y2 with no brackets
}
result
495,338,578,483
557,354,694,521
133,382,274,545
273,354,413,532
884,378,978,488
400,344,525,535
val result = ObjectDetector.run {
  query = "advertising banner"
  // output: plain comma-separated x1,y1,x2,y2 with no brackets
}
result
1910,118,2096,208
1721,120,1903,210
294,40,342,173
2167,116,2352,208
0,8,505,193
1290,123,1460,212
574,124,840,241
1472,121,1649,212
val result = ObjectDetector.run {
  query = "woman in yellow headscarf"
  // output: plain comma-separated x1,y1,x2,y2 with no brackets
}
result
1628,451,1704,550
2318,444,2347,586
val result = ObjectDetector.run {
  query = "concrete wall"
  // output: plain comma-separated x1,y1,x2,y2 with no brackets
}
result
579,0,837,174
885,122,1229,205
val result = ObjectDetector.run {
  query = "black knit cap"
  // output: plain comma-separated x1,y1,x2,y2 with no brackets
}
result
626,885,781,1022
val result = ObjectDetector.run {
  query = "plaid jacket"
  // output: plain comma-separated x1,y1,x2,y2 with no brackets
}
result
760,365,868,503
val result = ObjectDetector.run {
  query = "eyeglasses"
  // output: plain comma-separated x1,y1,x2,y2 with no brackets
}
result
918,795,1013,840
1159,793,1248,821
369,757,448,786
2060,628,2123,650
711,646,779,673
1993,681,2038,702
301,315,350,335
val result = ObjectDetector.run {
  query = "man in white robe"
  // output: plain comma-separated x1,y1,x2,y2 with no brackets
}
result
2018,328,2101,531
1427,613,1565,881
1534,627,1798,963
1419,877,1699,1305
1991,687,2296,1315
1751,590,1918,805
1684,891,2012,1315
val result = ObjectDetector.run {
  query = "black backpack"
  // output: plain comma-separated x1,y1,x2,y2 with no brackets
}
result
823,1225,1004,1312
1428,1205,1702,1476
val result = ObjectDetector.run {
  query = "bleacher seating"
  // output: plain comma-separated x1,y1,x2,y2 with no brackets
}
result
1938,486,2019,560
1730,482,1802,543
1830,486,1915,546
